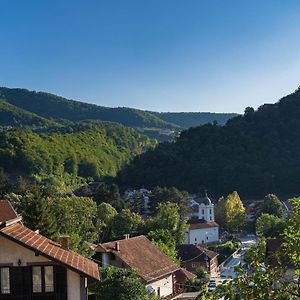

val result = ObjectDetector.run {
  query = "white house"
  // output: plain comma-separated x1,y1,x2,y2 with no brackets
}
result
94,235,181,298
186,193,219,244
0,200,100,300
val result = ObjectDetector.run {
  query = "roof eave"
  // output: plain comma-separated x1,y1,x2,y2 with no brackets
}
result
0,230,100,281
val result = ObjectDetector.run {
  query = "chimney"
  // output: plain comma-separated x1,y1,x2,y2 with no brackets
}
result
60,236,70,251
123,234,130,240
115,241,120,251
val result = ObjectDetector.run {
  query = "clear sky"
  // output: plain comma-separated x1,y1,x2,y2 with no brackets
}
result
1,0,300,113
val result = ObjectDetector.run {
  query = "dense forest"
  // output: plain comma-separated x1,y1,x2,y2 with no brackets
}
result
0,123,154,183
0,99,59,128
117,87,300,198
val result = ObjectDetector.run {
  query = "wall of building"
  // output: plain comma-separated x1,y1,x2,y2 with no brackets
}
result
147,274,173,298
67,269,85,300
0,235,84,300
0,235,50,266
185,226,219,244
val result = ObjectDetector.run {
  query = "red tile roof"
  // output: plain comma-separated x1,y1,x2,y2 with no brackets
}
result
189,221,219,230
98,236,180,283
0,200,19,223
0,223,100,280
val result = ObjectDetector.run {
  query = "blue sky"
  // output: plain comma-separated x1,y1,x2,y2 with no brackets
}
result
1,0,300,113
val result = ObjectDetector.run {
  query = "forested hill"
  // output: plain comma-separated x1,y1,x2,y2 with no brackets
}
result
117,87,300,198
152,112,238,127
0,99,59,128
0,87,236,131
0,87,177,129
0,123,154,181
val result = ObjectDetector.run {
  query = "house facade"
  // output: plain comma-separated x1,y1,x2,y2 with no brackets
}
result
0,200,100,300
94,235,180,298
177,244,218,275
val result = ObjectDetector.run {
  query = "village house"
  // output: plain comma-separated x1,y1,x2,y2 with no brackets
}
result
176,244,219,275
186,193,219,244
94,235,188,298
0,200,100,300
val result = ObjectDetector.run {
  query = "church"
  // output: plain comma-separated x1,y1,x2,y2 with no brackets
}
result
185,192,219,245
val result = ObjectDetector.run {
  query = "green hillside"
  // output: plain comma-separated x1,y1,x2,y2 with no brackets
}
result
0,123,154,181
152,111,238,127
117,87,300,197
0,87,177,129
0,99,59,128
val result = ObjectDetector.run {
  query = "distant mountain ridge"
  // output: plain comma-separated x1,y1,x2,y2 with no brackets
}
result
0,87,176,129
152,111,238,127
0,87,237,135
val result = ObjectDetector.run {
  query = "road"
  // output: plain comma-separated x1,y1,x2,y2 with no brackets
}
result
213,236,257,281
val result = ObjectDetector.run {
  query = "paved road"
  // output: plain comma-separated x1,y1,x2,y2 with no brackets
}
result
211,236,256,282
220,236,256,279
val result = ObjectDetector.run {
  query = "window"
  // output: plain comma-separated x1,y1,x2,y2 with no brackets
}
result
210,216,212,221
0,267,10,294
44,266,54,292
209,209,212,214
32,266,54,293
32,266,42,293
202,209,204,214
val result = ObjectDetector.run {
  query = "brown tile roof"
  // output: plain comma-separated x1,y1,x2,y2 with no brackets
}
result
0,200,19,223
177,244,218,262
0,223,100,281
98,235,180,283
189,221,219,230
175,268,197,283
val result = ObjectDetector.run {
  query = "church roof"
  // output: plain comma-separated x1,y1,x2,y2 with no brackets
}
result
189,220,219,230
193,192,213,206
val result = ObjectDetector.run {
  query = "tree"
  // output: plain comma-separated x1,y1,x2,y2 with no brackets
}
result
147,229,179,263
124,191,145,214
21,188,56,239
148,186,189,214
259,194,284,218
255,213,286,237
111,209,143,240
154,202,188,244
215,198,300,300
96,202,117,242
215,191,245,232
94,183,123,211
51,195,97,240
96,267,158,300
0,168,10,197
282,198,300,297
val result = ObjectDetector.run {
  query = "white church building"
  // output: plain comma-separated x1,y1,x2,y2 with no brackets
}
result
185,193,219,245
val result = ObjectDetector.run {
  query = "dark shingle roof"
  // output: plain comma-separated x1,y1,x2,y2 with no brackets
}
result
98,235,180,283
177,244,218,262
0,222,100,280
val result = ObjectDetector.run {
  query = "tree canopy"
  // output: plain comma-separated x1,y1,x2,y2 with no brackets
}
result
215,191,245,232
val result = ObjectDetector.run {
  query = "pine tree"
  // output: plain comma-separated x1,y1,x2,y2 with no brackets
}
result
21,188,57,239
